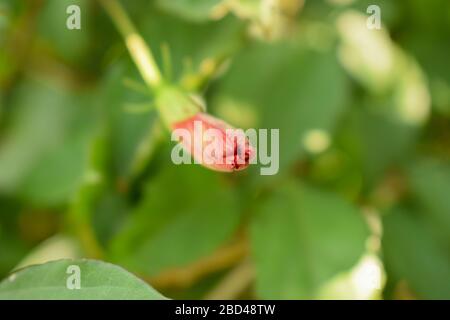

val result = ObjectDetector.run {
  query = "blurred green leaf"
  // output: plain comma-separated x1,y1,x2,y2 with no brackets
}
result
14,235,81,270
0,79,82,197
100,62,158,180
140,13,244,86
66,131,110,258
406,0,450,33
382,209,450,299
0,259,166,299
336,10,431,126
336,10,397,94
407,159,450,247
336,107,418,188
19,131,89,205
0,0,449,301
403,34,450,116
37,0,90,62
212,41,349,169
109,162,241,276
156,0,223,22
250,181,369,299
90,190,128,247
0,219,29,277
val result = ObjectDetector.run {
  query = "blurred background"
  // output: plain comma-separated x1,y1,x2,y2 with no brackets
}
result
0,0,449,299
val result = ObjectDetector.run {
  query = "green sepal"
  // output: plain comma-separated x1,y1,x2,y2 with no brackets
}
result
154,84,203,129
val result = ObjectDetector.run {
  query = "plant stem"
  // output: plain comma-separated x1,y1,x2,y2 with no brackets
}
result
98,0,162,89
204,258,254,299
147,238,248,288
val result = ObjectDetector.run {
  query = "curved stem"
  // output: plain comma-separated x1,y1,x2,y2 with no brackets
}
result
98,0,162,89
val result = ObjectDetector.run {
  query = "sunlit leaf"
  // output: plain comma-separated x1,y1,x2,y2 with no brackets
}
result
250,181,369,299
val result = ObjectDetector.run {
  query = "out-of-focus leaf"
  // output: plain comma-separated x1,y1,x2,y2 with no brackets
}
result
336,10,431,126
399,0,450,116
317,253,385,300
392,58,430,126
0,79,80,196
382,209,450,299
406,0,450,34
19,131,90,205
212,41,349,169
109,161,241,276
335,107,418,188
140,13,244,87
407,159,450,246
403,34,450,116
100,62,158,180
37,0,90,62
0,200,29,277
0,259,166,299
337,0,400,28
336,10,397,94
91,189,128,248
14,235,81,270
250,181,369,299
0,79,97,206
156,0,224,22
66,131,110,259
0,235,27,278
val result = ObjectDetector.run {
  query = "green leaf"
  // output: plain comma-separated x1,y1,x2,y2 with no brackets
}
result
402,33,450,116
37,0,90,62
14,235,82,271
336,11,431,126
336,10,398,94
212,41,349,169
0,259,166,299
407,159,450,239
156,0,223,22
382,209,450,299
109,161,241,276
19,132,89,205
100,63,158,180
250,181,369,299
0,201,28,278
139,13,244,85
0,79,82,196
409,159,450,231
0,78,99,205
336,107,418,188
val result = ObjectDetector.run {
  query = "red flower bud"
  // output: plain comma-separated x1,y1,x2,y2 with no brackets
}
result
154,85,254,172
172,112,255,172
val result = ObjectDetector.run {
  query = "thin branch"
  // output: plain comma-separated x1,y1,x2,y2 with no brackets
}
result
146,238,249,289
204,257,254,300
98,0,162,89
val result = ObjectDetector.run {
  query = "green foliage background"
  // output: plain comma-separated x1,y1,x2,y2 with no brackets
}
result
0,0,449,299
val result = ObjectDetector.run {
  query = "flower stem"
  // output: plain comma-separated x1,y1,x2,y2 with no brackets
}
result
98,0,162,89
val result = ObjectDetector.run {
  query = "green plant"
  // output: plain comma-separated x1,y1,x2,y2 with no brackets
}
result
0,0,449,300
